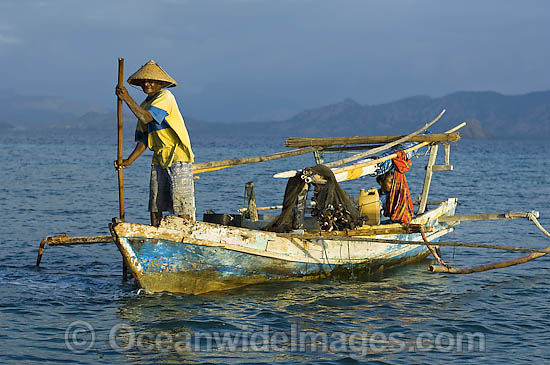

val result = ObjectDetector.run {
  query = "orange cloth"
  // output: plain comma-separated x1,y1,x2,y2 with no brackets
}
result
384,151,414,223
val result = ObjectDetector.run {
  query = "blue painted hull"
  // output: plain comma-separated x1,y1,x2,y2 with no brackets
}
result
111,198,456,294
131,235,430,276
114,228,441,294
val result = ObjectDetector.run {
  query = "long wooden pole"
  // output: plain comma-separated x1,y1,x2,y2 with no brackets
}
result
117,58,125,221
438,211,538,222
192,146,320,174
116,58,128,281
239,199,443,213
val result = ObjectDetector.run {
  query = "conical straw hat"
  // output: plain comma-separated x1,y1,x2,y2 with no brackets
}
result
127,60,178,87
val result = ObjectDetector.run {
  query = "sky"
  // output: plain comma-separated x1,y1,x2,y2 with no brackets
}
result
1,0,549,122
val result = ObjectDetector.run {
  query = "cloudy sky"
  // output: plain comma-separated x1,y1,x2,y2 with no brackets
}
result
1,0,549,121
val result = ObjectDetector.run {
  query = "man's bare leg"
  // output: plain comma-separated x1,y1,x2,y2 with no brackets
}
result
151,212,163,227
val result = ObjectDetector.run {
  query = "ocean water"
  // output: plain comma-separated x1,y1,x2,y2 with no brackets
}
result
1,131,549,364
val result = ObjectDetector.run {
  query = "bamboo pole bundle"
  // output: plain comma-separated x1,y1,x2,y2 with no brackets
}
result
324,109,446,168
325,122,466,174
286,132,460,148
274,122,466,179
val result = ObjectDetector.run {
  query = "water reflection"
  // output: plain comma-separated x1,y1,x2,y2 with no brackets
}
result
111,258,464,362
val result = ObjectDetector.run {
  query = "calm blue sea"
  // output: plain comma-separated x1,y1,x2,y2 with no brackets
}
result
1,130,549,364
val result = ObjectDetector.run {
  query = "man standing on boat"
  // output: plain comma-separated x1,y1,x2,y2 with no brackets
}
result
114,60,195,226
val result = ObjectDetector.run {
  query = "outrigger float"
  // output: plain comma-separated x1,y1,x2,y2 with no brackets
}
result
35,59,550,294
36,108,550,295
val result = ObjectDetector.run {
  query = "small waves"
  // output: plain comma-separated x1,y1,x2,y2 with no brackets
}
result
1,139,550,363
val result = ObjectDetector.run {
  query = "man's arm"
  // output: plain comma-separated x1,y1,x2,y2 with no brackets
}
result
115,142,147,169
115,86,154,124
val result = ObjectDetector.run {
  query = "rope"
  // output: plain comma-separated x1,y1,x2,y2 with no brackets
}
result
322,240,333,272
529,212,550,239
421,228,450,268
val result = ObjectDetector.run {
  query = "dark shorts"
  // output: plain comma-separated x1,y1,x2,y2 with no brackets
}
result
149,162,195,218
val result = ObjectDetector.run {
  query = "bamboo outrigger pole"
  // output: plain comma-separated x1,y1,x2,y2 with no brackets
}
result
429,212,550,274
36,234,115,266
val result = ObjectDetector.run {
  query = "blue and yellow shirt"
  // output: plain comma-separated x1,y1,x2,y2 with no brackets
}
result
135,89,194,167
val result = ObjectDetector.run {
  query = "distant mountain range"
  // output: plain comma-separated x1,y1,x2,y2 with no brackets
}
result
3,90,550,139
0,88,108,130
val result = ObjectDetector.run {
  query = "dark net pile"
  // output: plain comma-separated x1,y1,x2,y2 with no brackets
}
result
307,165,364,231
265,165,364,233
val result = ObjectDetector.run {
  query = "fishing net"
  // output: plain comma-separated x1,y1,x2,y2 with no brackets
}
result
264,174,306,233
265,165,364,233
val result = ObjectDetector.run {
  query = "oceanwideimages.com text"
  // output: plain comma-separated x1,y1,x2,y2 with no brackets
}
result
65,321,486,357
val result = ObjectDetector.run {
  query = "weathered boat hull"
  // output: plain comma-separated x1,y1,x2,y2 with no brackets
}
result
114,235,432,294
111,199,457,294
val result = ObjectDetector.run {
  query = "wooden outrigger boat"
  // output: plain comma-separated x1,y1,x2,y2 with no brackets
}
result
36,62,550,294
109,199,457,294
36,107,550,295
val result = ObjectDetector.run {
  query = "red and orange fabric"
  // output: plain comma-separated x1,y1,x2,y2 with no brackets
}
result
384,150,414,223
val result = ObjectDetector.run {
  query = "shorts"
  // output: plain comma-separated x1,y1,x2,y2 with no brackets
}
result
149,161,195,218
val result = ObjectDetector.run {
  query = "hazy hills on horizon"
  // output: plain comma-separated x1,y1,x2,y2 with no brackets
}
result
3,89,550,140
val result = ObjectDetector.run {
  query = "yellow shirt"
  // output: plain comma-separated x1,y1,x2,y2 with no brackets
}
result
135,89,194,167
